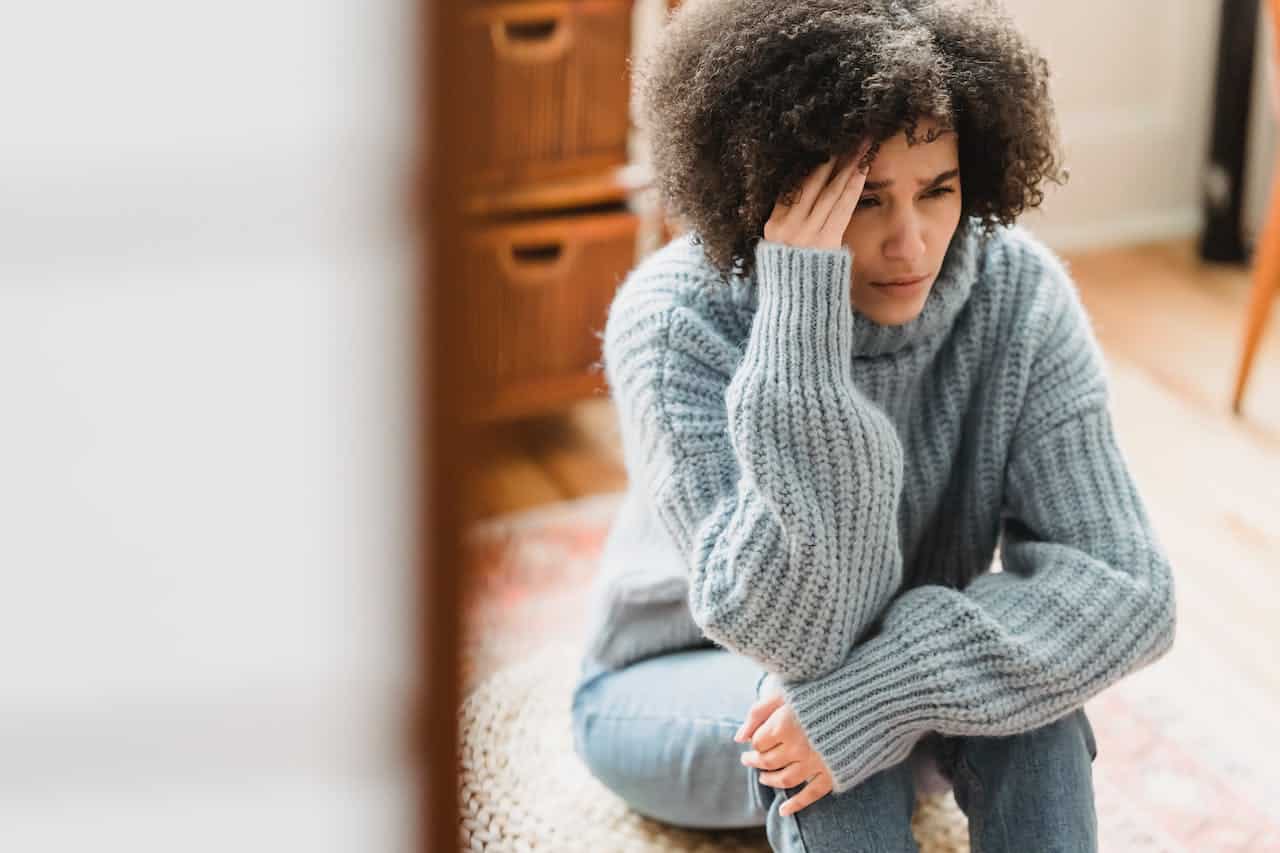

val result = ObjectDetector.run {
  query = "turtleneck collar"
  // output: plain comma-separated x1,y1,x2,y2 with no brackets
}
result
847,217,983,357
741,216,984,359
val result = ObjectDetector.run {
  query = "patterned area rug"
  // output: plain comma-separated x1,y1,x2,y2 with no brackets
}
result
460,492,1280,852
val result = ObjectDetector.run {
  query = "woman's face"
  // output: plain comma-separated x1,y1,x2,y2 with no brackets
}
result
840,119,963,327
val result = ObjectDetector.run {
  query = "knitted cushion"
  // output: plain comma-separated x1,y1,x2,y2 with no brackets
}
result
457,641,970,852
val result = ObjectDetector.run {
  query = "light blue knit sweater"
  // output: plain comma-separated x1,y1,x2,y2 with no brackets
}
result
580,216,1177,794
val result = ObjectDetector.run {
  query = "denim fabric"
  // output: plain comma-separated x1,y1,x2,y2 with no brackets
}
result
571,648,1098,852
933,704,1099,853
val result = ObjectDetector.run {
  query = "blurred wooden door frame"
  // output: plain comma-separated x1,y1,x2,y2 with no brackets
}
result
420,0,642,845
421,0,467,850
1234,0,1280,414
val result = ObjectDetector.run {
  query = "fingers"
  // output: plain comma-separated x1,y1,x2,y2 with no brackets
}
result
746,703,789,754
808,154,861,234
819,174,863,245
765,139,874,250
758,759,816,790
779,773,834,818
739,740,790,772
768,155,836,238
788,155,839,221
819,141,872,243
733,693,784,743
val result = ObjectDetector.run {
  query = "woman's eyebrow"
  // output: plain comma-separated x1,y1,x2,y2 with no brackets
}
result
863,168,961,192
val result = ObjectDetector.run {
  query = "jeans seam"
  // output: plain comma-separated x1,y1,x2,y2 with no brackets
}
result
785,785,810,852
955,755,985,853
1081,709,1098,762
748,766,767,814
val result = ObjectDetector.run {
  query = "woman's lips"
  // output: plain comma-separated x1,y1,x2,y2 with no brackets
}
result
870,274,929,289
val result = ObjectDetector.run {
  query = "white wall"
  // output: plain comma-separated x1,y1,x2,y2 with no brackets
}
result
0,2,418,850
1005,0,1220,251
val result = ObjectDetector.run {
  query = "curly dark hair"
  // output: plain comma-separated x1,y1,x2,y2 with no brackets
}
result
635,0,1067,281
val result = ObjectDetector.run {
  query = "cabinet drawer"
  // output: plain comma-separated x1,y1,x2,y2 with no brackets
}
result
460,208,639,420
461,0,632,189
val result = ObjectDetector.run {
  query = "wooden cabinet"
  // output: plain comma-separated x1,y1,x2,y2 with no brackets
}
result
460,210,638,420
460,1,632,189
458,0,642,422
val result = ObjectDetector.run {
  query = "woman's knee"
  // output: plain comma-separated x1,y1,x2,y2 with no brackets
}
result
945,709,1099,850
574,704,761,828
1020,707,1097,764
950,706,1097,800
568,662,765,829
763,760,919,853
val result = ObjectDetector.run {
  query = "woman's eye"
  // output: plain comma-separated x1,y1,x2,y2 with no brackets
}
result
856,186,953,210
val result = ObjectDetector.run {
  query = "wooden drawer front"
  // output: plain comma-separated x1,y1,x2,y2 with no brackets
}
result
461,210,638,414
461,0,632,187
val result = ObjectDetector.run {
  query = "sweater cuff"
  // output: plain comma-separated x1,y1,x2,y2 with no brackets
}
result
750,239,854,383
778,612,939,794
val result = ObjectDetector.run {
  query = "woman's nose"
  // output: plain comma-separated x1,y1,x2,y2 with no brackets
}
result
883,217,926,264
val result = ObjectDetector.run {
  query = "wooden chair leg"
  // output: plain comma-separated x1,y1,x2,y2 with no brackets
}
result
1232,162,1280,414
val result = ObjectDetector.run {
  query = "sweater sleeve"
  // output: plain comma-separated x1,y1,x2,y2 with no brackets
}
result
775,251,1178,794
602,238,905,682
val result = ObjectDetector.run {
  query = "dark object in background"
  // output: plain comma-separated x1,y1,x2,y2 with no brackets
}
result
1201,0,1260,263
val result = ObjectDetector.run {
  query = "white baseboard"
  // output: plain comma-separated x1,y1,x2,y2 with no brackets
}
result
1027,208,1205,254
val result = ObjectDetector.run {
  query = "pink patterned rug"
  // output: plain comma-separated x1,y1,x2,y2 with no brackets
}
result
461,492,1280,852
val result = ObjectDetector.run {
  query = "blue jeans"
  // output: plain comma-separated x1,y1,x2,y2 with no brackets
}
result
570,647,1099,852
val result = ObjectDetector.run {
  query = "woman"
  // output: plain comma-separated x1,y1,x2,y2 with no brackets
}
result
570,1,1177,850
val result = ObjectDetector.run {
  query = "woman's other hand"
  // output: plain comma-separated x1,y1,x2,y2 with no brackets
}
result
734,675,837,817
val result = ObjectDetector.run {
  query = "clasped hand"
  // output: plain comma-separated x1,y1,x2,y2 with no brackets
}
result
734,674,837,817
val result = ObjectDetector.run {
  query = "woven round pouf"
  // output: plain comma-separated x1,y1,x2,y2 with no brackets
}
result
457,641,970,852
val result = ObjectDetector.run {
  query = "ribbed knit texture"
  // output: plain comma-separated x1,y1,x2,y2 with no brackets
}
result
587,217,1177,794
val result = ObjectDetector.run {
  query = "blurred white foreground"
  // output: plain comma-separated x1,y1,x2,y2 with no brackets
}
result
0,2,419,850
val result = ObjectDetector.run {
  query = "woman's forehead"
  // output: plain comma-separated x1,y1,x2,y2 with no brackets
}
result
865,128,959,179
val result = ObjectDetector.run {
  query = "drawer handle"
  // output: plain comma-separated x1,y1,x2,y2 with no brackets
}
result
490,14,573,63
498,238,579,286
